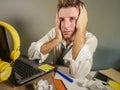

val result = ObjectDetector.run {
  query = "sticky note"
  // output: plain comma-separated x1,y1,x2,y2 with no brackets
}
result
38,64,55,72
108,81,120,90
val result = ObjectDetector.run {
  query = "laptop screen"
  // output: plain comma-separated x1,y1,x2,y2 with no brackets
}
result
0,26,11,62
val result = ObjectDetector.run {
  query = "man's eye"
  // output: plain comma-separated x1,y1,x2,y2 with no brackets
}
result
70,17,76,21
59,18,64,21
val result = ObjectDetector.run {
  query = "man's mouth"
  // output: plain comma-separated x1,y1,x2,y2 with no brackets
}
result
63,31,71,35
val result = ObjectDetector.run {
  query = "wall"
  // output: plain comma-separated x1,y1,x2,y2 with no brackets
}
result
0,0,57,54
0,0,120,70
84,0,120,70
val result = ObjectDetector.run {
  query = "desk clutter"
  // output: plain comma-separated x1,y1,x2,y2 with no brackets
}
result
33,79,53,90
96,68,120,90
54,67,119,90
32,67,120,90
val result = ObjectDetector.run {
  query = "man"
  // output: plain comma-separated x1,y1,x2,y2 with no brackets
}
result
28,0,97,79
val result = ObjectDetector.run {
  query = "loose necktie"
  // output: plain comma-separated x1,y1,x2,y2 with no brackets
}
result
56,43,72,65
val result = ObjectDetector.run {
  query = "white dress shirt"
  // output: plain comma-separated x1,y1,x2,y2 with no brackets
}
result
28,28,98,79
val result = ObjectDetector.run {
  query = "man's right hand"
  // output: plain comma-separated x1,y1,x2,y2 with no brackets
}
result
40,14,62,55
55,13,62,42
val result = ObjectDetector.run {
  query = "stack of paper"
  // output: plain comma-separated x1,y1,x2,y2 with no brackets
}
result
54,66,89,90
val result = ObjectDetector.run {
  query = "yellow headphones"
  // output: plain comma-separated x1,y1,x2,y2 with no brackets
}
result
0,21,20,82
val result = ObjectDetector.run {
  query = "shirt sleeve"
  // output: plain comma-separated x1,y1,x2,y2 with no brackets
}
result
28,28,55,63
28,41,49,62
63,32,98,79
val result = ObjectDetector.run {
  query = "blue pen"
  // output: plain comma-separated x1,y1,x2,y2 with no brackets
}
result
55,69,74,83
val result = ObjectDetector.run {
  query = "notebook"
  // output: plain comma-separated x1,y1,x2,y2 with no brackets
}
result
0,26,55,86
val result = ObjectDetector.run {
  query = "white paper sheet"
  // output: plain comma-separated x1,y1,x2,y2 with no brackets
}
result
54,72,88,90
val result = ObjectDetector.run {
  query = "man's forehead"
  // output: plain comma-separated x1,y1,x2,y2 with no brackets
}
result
58,7,79,18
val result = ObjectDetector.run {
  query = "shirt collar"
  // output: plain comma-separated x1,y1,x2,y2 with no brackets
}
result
61,40,73,49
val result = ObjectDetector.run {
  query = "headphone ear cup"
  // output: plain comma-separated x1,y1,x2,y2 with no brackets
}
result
0,60,12,82
0,21,20,61
10,50,20,61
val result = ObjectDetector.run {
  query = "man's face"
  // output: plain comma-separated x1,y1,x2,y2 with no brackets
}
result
58,7,79,39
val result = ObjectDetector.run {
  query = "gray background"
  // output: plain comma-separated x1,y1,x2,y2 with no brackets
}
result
0,0,120,70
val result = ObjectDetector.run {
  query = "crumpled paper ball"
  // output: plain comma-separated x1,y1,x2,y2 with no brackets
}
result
33,79,53,90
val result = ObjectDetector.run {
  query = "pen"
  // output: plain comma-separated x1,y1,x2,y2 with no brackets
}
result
55,69,74,83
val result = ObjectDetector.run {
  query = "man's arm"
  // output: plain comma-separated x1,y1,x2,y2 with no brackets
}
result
72,5,88,60
40,39,60,55
40,14,62,55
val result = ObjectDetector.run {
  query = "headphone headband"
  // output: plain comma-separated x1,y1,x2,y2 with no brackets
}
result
0,21,20,60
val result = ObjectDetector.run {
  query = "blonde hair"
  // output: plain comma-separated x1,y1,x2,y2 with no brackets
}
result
57,0,84,11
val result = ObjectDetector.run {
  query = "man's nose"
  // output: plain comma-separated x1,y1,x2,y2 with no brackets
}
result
63,20,70,28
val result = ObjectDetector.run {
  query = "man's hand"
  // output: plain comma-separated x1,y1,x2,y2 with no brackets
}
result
72,5,87,60
76,5,88,30
55,13,62,42
40,14,62,55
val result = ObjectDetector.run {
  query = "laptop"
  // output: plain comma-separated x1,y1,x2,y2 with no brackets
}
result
0,26,56,86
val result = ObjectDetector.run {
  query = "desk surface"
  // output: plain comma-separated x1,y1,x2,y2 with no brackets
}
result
0,72,56,90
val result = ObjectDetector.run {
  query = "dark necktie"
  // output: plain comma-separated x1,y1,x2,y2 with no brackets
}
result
56,43,72,65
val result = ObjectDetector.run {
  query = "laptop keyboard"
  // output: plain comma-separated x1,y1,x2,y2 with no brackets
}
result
13,60,42,80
